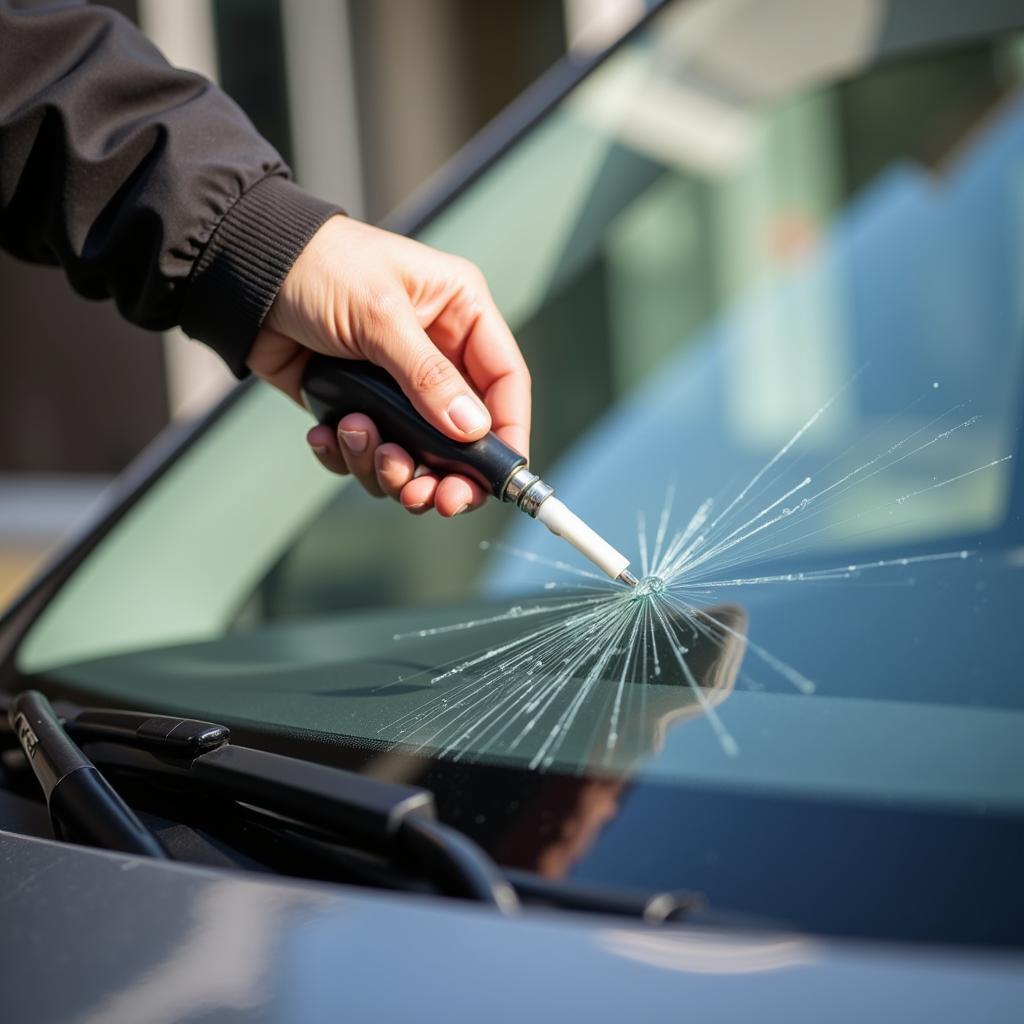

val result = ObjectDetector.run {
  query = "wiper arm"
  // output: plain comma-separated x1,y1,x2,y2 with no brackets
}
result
4,696,702,923
51,699,519,912
67,705,229,756
7,691,166,859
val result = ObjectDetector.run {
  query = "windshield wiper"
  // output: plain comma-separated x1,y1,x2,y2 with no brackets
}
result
1,692,701,923
7,691,166,859
21,692,518,911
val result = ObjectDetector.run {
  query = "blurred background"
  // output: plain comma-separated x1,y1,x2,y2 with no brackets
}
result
0,0,652,607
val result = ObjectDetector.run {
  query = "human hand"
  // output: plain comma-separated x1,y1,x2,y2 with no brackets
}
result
248,216,531,517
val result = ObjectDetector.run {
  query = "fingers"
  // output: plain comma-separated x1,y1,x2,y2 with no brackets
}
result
306,423,348,475
399,471,439,514
307,414,484,519
335,277,523,516
434,474,487,518
374,443,415,500
361,294,493,443
464,299,531,459
353,461,484,517
427,280,531,460
335,413,385,497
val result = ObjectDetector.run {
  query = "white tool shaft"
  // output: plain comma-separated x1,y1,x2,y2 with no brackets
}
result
535,497,630,581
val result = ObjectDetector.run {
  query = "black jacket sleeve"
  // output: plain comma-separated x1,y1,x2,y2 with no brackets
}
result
0,0,340,376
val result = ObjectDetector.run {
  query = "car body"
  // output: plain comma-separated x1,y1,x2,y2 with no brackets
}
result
3,1,1024,1019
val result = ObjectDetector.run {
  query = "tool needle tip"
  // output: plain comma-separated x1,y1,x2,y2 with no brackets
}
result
618,569,639,588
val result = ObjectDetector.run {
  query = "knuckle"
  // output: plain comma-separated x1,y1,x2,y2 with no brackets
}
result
412,351,456,394
362,290,402,338
455,257,486,289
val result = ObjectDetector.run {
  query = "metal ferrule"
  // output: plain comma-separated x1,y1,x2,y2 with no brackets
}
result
501,467,554,518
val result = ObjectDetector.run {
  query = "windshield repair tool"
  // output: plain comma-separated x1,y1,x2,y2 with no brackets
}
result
302,356,638,586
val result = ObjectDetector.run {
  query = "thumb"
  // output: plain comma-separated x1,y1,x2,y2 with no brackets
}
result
363,297,492,441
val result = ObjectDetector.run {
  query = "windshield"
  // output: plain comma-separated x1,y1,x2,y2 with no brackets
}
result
11,0,1024,946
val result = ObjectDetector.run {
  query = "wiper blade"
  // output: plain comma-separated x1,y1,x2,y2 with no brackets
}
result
7,691,166,859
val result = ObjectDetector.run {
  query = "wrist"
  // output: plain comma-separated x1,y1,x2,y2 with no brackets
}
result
180,176,342,377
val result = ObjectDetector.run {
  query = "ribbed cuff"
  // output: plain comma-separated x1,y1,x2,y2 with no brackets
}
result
180,175,342,377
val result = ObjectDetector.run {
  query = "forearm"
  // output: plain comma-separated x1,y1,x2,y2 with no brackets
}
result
0,0,338,374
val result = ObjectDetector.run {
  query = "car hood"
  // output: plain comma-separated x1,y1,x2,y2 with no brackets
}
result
2,830,1022,1023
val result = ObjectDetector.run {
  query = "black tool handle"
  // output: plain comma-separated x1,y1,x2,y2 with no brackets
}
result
301,355,526,498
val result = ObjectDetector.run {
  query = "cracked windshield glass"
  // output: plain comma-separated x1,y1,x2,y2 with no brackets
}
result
16,0,1024,944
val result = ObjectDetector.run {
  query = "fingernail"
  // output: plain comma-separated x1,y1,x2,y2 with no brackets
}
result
448,395,488,434
454,503,470,516
406,501,426,512
340,429,367,454
310,445,328,457
374,448,393,475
